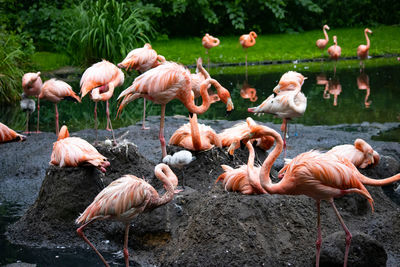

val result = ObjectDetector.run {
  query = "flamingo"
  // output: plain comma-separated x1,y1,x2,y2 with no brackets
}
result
218,117,274,152
117,61,234,158
323,78,342,106
233,124,400,267
22,72,42,132
0,122,26,143
38,79,81,136
118,44,166,130
316,25,330,57
357,71,371,108
80,60,124,143
327,36,341,74
20,93,36,133
240,80,258,102
316,73,328,86
239,31,257,68
169,113,222,151
357,28,373,68
76,163,179,267
50,125,110,173
272,71,307,94
163,150,196,188
248,80,306,151
191,58,220,104
202,33,220,68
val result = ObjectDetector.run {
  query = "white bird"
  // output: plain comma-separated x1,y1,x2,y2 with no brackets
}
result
20,93,36,133
163,150,196,188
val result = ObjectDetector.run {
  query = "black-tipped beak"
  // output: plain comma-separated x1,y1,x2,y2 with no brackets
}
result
189,112,194,118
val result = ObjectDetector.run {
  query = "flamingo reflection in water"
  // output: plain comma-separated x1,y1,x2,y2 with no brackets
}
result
323,78,342,107
357,71,372,108
240,80,258,102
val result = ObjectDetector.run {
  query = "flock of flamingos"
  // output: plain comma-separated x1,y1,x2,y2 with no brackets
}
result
1,26,397,267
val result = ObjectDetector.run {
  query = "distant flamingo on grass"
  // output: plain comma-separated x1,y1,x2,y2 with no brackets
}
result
327,36,341,74
0,122,26,143
117,62,234,158
169,113,222,151
202,33,220,68
39,79,81,136
118,44,166,130
357,28,373,68
50,125,109,172
22,72,42,132
316,25,330,57
80,60,124,143
76,163,179,267
239,31,257,68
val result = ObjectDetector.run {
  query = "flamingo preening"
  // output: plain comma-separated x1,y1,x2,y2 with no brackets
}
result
202,33,220,69
239,31,257,68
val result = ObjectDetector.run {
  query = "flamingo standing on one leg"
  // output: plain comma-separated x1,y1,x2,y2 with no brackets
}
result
39,79,81,136
316,25,330,58
327,36,341,74
357,71,372,108
169,113,222,151
76,163,179,267
357,28,373,69
0,122,26,143
239,31,257,69
202,33,220,69
118,44,166,130
22,72,42,132
117,62,234,159
50,125,110,173
80,60,124,143
234,124,400,267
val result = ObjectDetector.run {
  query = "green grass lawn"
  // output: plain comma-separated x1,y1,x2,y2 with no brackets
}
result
32,25,400,70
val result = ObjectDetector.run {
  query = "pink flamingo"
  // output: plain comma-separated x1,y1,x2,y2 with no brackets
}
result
80,60,124,143
239,31,257,68
218,117,274,152
169,113,221,151
240,80,258,102
202,33,220,68
323,79,342,106
316,25,330,57
357,71,372,108
50,125,110,173
357,28,373,68
234,125,400,267
272,71,307,94
117,62,234,158
327,36,341,74
118,44,166,130
38,79,81,136
76,163,179,267
22,72,42,132
0,122,26,143
191,58,220,104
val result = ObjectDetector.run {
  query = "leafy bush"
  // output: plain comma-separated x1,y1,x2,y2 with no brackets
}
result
0,30,35,103
66,0,157,65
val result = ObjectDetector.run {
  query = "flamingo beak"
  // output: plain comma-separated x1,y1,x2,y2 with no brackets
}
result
226,97,234,112
273,84,281,94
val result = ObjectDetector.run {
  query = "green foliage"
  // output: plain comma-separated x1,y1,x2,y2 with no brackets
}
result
0,30,35,103
31,52,70,71
66,0,157,64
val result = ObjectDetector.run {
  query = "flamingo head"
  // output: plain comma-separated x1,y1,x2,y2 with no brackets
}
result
250,31,258,38
365,28,373,34
144,43,152,49
216,86,234,113
58,125,70,140
333,36,338,45
323,25,330,30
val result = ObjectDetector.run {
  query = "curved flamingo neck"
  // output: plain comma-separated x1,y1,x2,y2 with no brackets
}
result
364,30,370,49
183,78,211,114
259,130,284,193
190,114,202,150
154,164,177,206
323,27,329,41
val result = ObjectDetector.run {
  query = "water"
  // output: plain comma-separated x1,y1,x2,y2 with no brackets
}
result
0,57,399,265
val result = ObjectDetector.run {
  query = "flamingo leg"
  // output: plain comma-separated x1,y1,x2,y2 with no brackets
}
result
329,199,352,267
315,200,322,267
206,49,210,70
55,103,59,137
123,223,130,267
159,104,167,159
36,96,40,133
181,169,186,189
77,219,110,267
245,49,248,70
25,111,29,133
142,99,149,130
94,102,98,142
106,100,111,131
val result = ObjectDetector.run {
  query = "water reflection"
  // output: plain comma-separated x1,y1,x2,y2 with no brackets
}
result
240,80,258,102
357,71,371,108
323,78,342,106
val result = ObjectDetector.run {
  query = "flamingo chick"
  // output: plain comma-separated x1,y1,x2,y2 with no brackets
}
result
39,79,81,136
76,163,179,267
163,150,196,188
20,93,36,133
169,113,222,151
22,72,42,132
50,125,110,173
117,62,234,158
118,43,166,130
80,60,125,143
0,122,26,143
